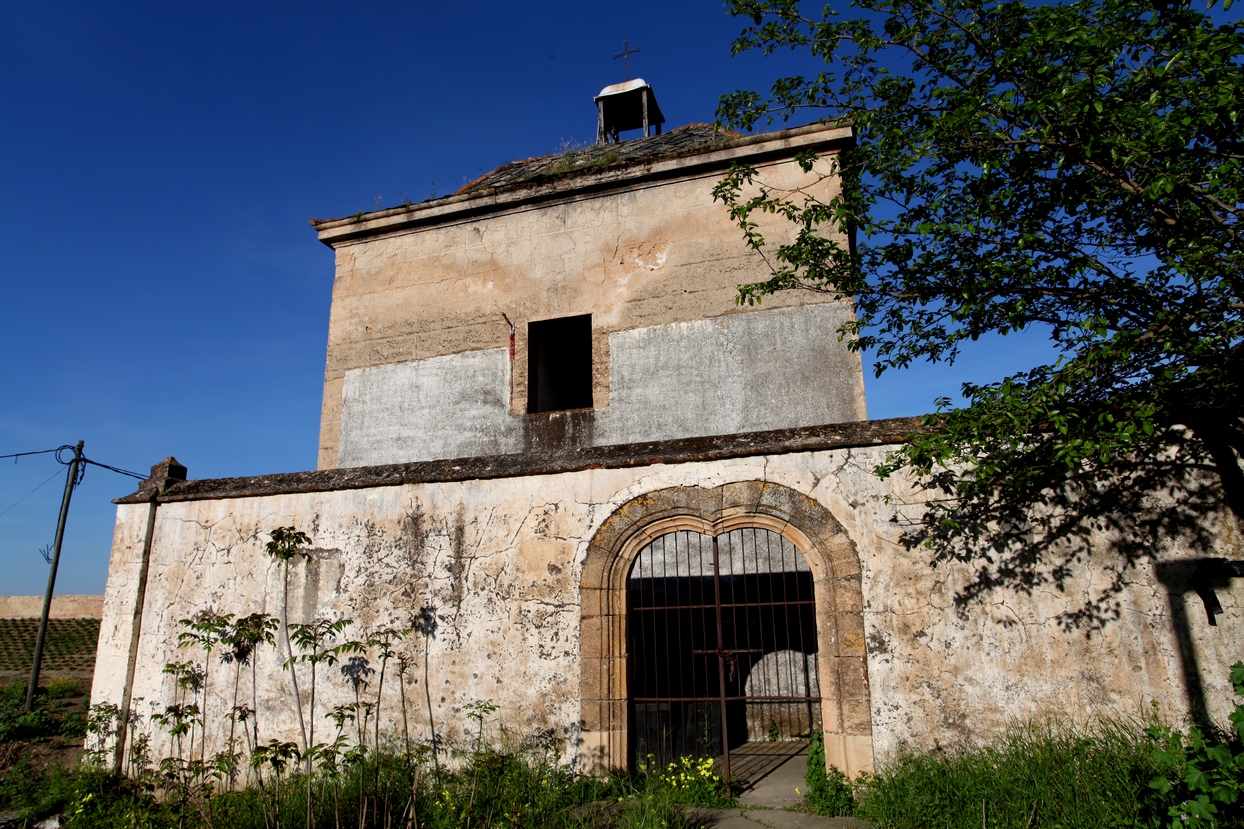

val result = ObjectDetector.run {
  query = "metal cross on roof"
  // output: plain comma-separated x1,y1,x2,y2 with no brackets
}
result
613,40,640,80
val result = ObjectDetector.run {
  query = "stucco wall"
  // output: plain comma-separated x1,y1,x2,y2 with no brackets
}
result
94,448,1244,772
340,348,520,465
338,304,863,466
316,126,866,468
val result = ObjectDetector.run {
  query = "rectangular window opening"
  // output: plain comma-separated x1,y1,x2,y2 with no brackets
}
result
527,314,593,414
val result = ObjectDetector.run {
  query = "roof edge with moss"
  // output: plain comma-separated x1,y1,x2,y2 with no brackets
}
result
309,121,853,248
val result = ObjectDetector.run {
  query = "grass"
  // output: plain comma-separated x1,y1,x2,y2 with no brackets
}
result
857,719,1169,829
799,715,1224,829
3,715,1183,829
8,621,633,829
539,142,623,178
0,677,88,743
9,559,1232,829
4,705,1234,829
0,693,1201,829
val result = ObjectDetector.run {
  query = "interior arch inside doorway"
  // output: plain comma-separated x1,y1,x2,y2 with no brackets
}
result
578,481,874,778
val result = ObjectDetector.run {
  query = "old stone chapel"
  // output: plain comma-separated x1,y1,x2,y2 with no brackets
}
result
93,81,1242,780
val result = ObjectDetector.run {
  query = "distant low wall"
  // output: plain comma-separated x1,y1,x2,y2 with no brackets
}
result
0,595,105,619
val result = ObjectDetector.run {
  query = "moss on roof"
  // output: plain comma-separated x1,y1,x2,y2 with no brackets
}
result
454,124,732,195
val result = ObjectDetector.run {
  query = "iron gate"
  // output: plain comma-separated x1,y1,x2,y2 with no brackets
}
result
628,528,821,780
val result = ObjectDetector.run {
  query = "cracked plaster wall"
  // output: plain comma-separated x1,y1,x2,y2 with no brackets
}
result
319,153,865,468
95,448,1243,769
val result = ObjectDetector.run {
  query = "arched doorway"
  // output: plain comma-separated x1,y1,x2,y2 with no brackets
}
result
628,528,821,780
578,482,874,779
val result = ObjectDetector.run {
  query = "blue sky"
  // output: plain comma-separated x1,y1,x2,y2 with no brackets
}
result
0,1,1052,597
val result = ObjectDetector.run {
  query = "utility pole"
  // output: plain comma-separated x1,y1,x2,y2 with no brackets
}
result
26,440,84,712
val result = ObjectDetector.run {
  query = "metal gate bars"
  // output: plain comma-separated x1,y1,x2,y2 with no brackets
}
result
627,528,822,783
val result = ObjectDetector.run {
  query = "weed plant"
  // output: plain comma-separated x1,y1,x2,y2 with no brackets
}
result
600,755,733,829
0,678,87,742
47,675,85,699
0,527,729,829
642,755,734,809
0,741,725,828
1144,662,1244,828
802,732,854,817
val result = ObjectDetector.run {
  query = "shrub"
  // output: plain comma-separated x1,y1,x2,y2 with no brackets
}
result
46,675,82,699
1144,661,1244,829
0,755,40,811
58,709,87,738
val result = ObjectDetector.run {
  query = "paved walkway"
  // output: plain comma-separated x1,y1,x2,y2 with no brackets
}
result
736,746,808,809
690,744,870,828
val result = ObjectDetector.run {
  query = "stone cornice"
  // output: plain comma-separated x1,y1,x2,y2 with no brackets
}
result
115,416,921,505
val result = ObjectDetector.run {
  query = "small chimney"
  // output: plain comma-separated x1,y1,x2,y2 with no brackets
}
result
595,79,665,144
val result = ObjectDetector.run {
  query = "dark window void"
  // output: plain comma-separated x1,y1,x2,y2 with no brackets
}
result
528,314,593,413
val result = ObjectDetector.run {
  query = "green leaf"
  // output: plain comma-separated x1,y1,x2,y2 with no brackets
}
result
717,0,1244,624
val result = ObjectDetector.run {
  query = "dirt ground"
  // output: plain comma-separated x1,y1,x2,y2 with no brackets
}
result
0,672,92,776
0,736,85,777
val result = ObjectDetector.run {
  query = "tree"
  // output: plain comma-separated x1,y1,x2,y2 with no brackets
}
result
715,0,1244,624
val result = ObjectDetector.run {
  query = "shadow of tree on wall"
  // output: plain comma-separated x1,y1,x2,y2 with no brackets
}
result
893,377,1244,724
902,428,1236,623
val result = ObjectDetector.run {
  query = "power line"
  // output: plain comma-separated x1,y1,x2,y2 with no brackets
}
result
1,441,148,709
0,467,66,519
82,458,147,481
0,447,64,462
2,446,148,482
0,446,150,527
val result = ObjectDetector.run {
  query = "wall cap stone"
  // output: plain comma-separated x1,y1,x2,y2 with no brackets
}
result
0,594,105,619
115,417,921,505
